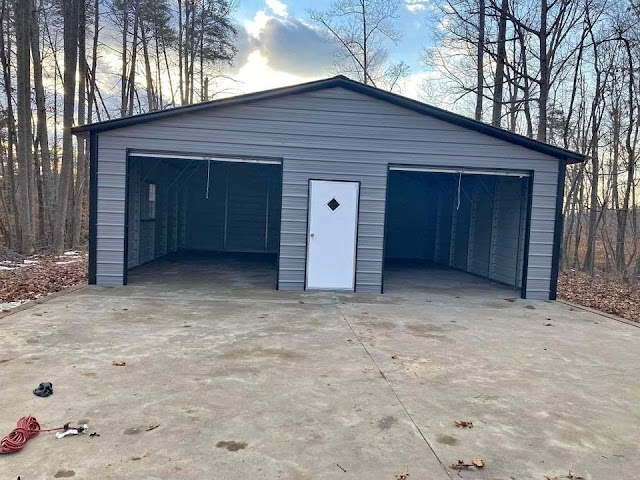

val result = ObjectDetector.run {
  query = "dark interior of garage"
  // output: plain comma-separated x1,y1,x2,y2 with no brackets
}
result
384,169,530,296
125,156,282,287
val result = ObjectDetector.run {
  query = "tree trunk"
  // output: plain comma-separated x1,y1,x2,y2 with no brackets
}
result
537,0,549,142
492,0,508,127
584,126,600,274
127,11,139,115
14,0,34,254
87,0,99,123
120,0,128,117
72,0,87,248
31,0,55,240
178,0,184,104
616,38,636,277
53,0,79,254
474,0,485,121
0,0,18,250
140,19,156,111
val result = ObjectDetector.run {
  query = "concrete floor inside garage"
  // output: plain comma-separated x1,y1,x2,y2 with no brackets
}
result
1,258,639,480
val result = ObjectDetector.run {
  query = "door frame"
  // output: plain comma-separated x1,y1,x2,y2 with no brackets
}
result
382,164,534,298
123,149,284,288
304,178,361,292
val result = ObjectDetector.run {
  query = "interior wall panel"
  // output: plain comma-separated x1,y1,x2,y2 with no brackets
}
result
467,177,495,277
489,177,526,285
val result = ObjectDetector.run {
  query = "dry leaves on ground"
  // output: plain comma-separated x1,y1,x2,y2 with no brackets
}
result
394,471,410,480
558,270,640,322
545,472,584,480
454,420,474,428
450,458,485,469
0,253,87,305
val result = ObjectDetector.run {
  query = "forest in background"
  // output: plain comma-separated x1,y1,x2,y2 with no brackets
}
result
0,0,237,255
425,0,640,281
0,0,639,288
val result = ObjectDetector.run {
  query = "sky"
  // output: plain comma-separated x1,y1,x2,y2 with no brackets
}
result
217,0,438,101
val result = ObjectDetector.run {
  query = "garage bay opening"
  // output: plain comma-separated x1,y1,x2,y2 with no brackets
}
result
124,154,282,289
383,167,531,298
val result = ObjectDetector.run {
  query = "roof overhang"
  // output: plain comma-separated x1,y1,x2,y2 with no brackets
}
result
72,75,585,164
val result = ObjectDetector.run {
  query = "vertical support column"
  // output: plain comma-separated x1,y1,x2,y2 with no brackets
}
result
88,132,98,285
434,183,442,262
549,160,566,300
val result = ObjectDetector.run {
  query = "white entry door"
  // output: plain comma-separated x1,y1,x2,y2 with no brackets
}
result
306,180,359,290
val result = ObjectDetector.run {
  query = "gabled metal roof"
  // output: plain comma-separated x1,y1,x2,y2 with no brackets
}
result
71,75,584,164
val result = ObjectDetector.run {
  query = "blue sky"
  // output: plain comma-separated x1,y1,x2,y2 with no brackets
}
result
221,0,438,100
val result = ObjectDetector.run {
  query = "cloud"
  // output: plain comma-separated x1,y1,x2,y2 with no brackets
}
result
405,0,431,12
266,0,288,18
256,17,335,77
245,10,271,38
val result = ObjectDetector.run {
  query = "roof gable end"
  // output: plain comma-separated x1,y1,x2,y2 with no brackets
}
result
72,75,584,164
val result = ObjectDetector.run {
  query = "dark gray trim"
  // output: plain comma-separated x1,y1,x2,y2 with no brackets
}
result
123,151,130,285
549,159,566,300
520,172,535,299
275,160,284,291
73,76,584,164
380,164,391,294
88,132,98,285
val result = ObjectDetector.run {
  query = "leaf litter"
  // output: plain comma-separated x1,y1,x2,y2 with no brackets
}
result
454,420,474,428
450,458,484,469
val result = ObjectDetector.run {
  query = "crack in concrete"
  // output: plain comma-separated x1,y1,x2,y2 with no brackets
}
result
334,300,453,480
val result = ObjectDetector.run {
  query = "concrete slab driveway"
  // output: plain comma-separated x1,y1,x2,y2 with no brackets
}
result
1,271,639,479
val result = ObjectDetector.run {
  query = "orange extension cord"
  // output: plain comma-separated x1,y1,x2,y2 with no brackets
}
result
0,416,62,454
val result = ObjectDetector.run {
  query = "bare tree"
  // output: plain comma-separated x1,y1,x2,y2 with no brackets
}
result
53,0,79,253
14,0,34,253
310,0,407,89
491,0,507,127
31,0,55,239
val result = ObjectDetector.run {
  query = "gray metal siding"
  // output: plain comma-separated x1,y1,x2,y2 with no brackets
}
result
95,87,560,298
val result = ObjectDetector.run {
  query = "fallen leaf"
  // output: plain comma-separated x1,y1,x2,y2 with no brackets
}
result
450,458,484,470
394,471,410,479
455,420,474,428
146,424,160,431
112,361,127,366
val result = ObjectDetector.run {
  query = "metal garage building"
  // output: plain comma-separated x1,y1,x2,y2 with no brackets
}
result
72,76,584,300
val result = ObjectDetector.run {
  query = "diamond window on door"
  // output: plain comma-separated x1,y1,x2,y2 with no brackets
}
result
327,198,340,211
